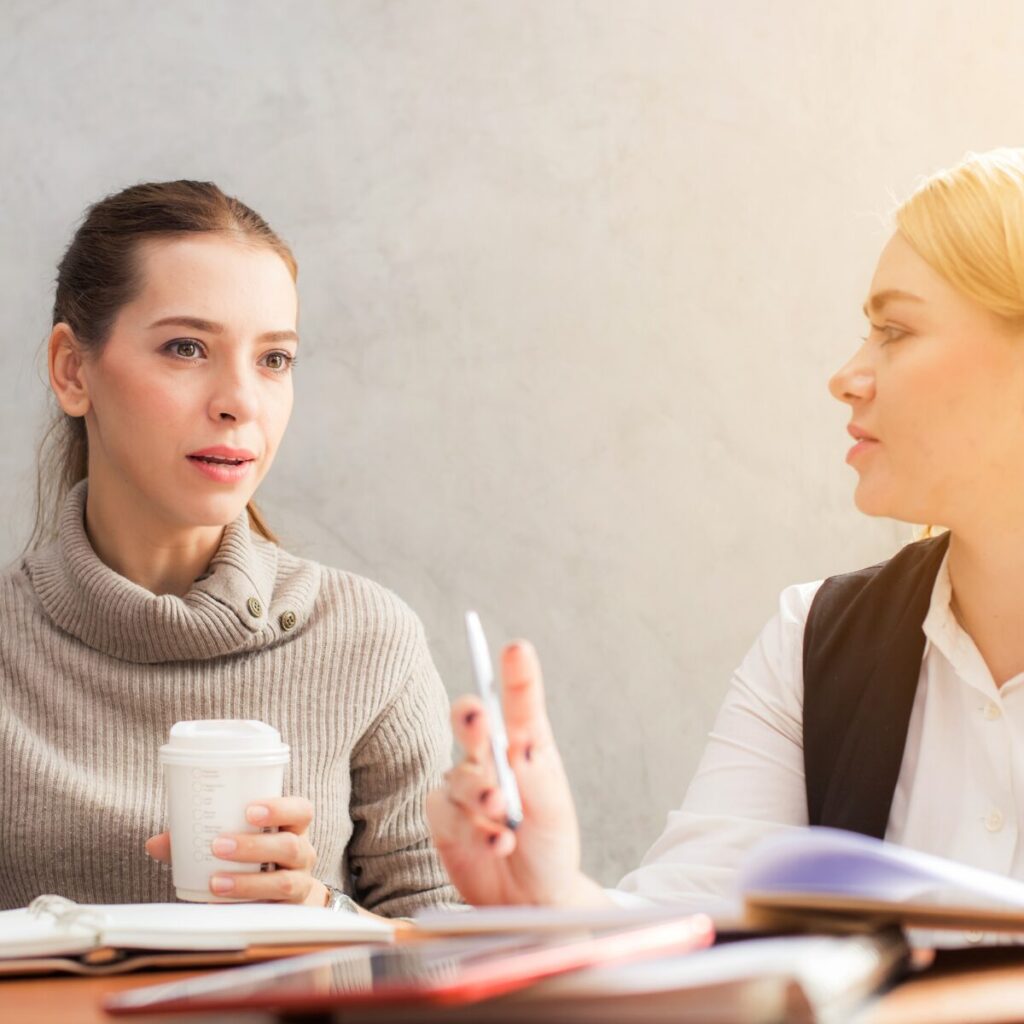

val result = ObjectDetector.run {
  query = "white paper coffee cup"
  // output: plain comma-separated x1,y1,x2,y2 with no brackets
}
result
159,720,290,902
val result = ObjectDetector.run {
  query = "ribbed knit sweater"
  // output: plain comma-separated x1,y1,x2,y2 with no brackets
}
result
0,480,458,915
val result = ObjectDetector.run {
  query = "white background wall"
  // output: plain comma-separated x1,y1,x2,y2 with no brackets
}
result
2,0,1021,883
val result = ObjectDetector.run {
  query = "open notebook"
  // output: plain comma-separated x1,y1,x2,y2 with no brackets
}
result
740,827,1024,932
0,895,393,976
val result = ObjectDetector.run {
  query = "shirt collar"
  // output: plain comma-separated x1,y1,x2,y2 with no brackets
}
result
922,546,1002,697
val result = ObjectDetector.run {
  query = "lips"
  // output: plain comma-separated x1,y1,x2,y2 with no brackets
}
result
845,425,880,466
847,424,879,443
186,446,257,467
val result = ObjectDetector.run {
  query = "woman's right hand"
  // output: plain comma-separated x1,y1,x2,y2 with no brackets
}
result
426,640,610,907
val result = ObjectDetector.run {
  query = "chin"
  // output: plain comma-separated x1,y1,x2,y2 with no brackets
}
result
851,482,891,518
852,483,905,520
853,482,938,530
171,491,253,529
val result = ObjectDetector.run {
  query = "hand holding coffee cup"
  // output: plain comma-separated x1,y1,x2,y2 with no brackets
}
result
145,720,326,906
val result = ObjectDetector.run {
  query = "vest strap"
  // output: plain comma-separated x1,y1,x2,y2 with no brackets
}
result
802,533,949,838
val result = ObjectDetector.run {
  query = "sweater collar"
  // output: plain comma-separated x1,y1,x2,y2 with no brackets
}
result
25,480,318,664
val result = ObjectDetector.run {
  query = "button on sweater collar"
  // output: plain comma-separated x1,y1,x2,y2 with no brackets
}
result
25,480,320,664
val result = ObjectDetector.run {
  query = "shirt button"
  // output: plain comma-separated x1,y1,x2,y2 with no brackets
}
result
983,701,1002,720
279,610,297,631
985,808,1004,833
965,930,984,944
246,597,263,618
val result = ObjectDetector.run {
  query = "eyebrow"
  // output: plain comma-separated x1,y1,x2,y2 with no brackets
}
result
147,315,299,345
861,289,925,319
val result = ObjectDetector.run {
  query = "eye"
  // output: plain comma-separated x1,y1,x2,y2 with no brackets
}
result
863,322,908,346
165,338,205,360
261,351,297,372
880,325,908,345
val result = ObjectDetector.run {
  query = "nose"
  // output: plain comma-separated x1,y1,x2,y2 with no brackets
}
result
828,341,876,406
208,361,260,424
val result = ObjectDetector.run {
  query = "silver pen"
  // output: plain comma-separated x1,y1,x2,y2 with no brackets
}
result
465,611,524,830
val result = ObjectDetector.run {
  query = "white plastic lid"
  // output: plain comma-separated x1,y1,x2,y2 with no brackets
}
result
159,719,290,765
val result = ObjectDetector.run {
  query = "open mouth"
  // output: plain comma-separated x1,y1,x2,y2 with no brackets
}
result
188,455,251,466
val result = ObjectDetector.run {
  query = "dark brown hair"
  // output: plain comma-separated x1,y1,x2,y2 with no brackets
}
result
29,180,297,551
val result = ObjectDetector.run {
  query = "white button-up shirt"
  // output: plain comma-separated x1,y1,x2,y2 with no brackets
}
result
617,553,1024,942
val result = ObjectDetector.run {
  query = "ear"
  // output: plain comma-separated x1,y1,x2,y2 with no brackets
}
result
48,323,92,417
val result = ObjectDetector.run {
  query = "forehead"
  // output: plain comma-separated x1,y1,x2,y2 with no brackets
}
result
127,234,298,328
869,232,951,299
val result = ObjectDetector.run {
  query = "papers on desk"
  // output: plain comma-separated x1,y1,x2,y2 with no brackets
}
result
103,927,908,1024
740,827,1024,932
0,894,392,975
484,932,908,1024
414,904,702,935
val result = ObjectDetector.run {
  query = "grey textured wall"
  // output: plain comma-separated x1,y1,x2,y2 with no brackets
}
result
2,0,1020,884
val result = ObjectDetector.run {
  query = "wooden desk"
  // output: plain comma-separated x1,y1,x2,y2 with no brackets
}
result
7,945,1024,1024
860,948,1024,1024
1,970,261,1024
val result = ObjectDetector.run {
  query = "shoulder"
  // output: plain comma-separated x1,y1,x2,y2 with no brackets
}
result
316,562,423,634
0,550,50,656
811,534,949,603
802,534,949,651
281,544,428,668
0,549,45,615
747,578,824,675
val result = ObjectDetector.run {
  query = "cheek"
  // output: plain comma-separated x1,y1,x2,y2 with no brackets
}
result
262,384,294,446
94,363,192,439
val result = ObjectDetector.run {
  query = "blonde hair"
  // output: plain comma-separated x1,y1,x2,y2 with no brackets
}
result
896,148,1024,321
897,150,1024,543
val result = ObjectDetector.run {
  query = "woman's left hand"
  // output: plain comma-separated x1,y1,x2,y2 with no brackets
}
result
145,796,326,906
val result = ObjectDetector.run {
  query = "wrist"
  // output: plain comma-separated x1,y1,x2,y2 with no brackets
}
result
308,879,329,908
554,872,612,909
322,882,361,913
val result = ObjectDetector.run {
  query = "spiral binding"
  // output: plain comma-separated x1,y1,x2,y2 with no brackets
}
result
27,895,104,942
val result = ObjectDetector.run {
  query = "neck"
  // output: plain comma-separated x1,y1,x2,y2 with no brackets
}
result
946,525,1024,686
83,469,226,598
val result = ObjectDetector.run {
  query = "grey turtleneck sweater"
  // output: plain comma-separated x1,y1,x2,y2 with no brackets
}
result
0,480,458,915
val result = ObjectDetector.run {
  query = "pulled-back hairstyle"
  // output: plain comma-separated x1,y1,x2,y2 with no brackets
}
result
29,180,297,551
897,148,1024,321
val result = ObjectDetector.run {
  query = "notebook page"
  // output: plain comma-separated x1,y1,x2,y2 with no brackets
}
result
741,827,1024,910
0,907,99,959
91,902,393,950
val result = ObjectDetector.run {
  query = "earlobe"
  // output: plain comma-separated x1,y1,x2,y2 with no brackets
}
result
48,323,91,417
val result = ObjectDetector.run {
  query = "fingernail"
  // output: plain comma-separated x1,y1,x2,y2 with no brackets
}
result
247,805,269,823
210,875,235,894
464,710,479,726
211,838,237,856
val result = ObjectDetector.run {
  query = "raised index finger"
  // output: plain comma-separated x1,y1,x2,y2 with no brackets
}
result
500,640,553,747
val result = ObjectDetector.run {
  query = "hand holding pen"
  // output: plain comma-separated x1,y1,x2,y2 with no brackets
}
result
426,626,610,908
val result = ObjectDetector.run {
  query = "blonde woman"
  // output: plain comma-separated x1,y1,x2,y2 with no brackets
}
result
428,149,1024,921
0,181,457,915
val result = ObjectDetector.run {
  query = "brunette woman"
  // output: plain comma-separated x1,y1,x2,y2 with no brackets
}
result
0,181,456,915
